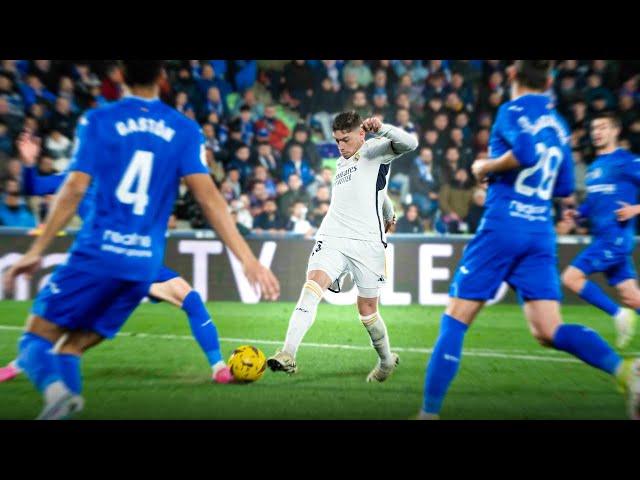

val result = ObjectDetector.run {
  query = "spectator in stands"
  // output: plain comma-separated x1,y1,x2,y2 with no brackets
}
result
254,105,290,153
44,130,73,172
0,121,12,156
253,199,286,234
202,86,227,122
226,168,242,198
255,141,280,177
281,60,315,115
393,60,428,84
368,69,391,100
395,204,423,233
449,129,474,169
310,201,330,227
249,181,271,217
251,164,277,198
347,89,372,120
20,74,57,109
49,97,75,139
3,158,22,182
307,166,334,198
311,77,342,140
197,63,231,101
283,123,322,171
0,178,36,227
100,64,123,102
466,187,486,234
285,200,315,237
409,147,440,222
372,93,393,123
281,144,314,186
342,60,373,89
278,173,310,218
438,155,475,234
227,145,254,188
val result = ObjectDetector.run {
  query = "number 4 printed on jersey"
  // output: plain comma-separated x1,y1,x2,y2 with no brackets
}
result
116,150,154,215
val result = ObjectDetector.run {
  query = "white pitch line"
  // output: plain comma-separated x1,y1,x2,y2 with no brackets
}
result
3,324,636,364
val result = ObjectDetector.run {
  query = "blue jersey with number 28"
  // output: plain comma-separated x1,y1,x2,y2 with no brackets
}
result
66,96,208,281
481,93,575,234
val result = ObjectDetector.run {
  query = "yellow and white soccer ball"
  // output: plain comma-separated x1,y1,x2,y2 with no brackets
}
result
227,345,267,383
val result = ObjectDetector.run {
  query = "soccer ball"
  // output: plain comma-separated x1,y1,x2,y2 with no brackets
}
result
227,345,267,383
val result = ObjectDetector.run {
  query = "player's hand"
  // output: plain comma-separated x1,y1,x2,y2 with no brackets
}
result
3,252,42,294
243,258,280,301
563,209,578,222
16,132,41,167
385,214,396,233
615,202,640,222
471,159,491,182
362,117,383,133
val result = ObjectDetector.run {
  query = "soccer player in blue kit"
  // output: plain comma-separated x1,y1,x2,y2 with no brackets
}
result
2,61,280,419
0,128,237,385
561,112,640,349
417,60,640,420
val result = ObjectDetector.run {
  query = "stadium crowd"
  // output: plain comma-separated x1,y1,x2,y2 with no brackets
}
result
0,60,639,235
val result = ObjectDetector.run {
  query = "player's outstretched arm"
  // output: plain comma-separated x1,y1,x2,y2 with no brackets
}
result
184,173,281,301
362,117,419,159
3,171,90,293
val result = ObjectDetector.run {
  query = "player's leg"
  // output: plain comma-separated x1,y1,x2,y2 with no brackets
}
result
346,241,399,382
515,245,640,418
419,298,483,419
268,239,346,373
419,229,512,419
562,245,636,348
357,293,399,382
267,269,332,373
149,269,231,383
609,261,640,348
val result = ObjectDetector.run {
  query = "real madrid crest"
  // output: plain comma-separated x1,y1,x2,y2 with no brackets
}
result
354,151,360,161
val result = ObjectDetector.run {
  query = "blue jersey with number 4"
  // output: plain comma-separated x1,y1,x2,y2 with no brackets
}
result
579,148,640,252
481,94,575,234
66,96,208,281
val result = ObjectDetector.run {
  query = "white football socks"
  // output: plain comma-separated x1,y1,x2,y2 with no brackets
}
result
283,280,324,357
361,311,393,366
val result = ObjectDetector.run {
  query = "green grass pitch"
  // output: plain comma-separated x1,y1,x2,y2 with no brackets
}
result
0,300,636,420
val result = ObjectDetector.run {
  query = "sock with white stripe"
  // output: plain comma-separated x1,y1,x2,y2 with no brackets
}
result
283,280,324,357
182,290,222,368
360,311,393,367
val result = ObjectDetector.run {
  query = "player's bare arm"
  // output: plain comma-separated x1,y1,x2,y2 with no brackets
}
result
4,171,91,292
471,150,520,182
184,173,280,301
615,202,640,222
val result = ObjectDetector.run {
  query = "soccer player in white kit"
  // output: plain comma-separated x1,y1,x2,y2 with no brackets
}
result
267,111,418,381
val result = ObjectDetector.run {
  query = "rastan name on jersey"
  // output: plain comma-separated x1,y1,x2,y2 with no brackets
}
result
115,117,176,142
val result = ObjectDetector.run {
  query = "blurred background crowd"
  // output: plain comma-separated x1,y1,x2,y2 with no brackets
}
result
0,60,638,235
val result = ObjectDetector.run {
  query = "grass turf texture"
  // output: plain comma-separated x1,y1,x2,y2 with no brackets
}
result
0,300,636,420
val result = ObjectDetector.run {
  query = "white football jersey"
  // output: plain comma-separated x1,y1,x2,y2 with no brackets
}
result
317,124,418,245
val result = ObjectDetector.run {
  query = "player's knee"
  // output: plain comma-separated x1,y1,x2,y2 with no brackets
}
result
561,268,582,292
621,290,640,309
299,279,324,306
307,270,332,290
530,324,556,347
357,295,378,317
58,332,103,355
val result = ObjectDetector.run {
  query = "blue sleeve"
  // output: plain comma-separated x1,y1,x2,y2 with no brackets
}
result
627,155,640,187
494,104,520,147
21,166,67,195
511,131,537,168
577,199,591,219
178,124,209,178
68,113,99,177
552,144,575,198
